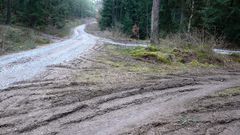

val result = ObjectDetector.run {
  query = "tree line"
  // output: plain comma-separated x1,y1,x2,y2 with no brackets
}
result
99,0,240,45
0,0,95,28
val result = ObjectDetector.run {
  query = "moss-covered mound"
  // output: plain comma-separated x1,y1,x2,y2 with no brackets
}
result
126,45,224,67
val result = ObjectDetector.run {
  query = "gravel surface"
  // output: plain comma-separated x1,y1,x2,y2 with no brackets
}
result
0,24,97,89
0,22,146,89
213,49,240,55
0,51,239,135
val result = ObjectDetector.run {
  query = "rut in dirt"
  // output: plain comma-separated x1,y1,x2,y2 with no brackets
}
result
0,52,239,135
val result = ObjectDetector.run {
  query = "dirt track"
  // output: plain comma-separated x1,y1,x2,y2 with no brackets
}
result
0,22,146,89
0,24,97,89
0,44,240,135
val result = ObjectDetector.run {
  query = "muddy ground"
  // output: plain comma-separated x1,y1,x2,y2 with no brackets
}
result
0,44,240,135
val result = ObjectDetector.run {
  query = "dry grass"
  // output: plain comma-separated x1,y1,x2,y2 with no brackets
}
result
218,87,240,97
0,25,50,55
163,29,223,48
85,23,132,41
41,19,82,38
96,45,217,76
158,31,239,67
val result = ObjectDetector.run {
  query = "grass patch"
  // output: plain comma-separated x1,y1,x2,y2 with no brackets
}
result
0,19,82,55
229,53,240,63
218,87,240,97
99,45,194,74
0,25,50,55
178,115,198,126
121,44,221,68
100,44,223,75
126,46,171,64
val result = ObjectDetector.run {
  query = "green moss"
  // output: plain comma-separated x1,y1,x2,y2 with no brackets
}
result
132,51,170,64
229,53,240,63
189,60,201,67
146,45,159,52
119,44,223,66
35,38,51,44
127,46,171,64
102,43,229,75
101,45,218,75
189,60,215,68
218,87,240,97
230,53,240,58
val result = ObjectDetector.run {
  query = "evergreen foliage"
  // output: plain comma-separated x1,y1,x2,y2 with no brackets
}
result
99,0,152,39
202,0,240,44
0,0,95,28
100,0,240,45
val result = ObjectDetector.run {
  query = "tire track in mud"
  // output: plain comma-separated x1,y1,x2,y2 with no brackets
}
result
1,65,240,135
0,76,199,134
63,87,200,125
1,77,240,135
122,88,240,135
1,44,240,135
16,104,88,133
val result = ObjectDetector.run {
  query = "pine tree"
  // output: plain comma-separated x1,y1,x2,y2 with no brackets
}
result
99,0,113,30
0,0,95,28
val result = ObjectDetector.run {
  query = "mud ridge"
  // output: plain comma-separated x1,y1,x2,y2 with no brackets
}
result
64,86,199,125
17,104,88,133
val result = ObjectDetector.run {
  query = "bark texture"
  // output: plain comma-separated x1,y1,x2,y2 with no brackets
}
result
150,0,160,44
188,0,194,33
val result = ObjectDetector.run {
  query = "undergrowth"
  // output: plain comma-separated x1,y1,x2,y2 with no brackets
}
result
0,19,82,55
124,44,222,68
0,25,50,55
128,46,171,64
229,53,240,63
121,31,239,67
41,19,82,37
218,87,240,97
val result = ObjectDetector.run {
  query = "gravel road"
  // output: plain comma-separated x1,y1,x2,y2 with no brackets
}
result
0,22,240,135
0,22,146,89
0,24,98,89
0,21,237,89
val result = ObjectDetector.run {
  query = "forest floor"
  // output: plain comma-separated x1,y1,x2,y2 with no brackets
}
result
0,22,240,135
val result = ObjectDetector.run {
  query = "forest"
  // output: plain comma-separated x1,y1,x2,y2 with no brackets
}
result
0,0,95,28
100,0,240,46
0,0,240,135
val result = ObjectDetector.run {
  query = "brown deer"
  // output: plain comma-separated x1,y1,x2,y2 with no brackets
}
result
131,23,140,39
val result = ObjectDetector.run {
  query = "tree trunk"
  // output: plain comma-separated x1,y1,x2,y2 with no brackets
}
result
146,3,149,38
150,0,160,44
1,0,4,13
188,0,194,33
6,0,11,24
230,0,234,7
180,0,185,26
